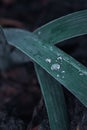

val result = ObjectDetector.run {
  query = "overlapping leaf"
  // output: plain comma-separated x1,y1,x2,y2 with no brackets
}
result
2,9,87,130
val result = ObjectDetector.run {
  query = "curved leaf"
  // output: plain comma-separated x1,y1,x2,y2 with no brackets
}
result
3,9,87,130
34,9,87,45
3,27,87,107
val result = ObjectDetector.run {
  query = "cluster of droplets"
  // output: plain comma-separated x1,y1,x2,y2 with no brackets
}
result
45,54,87,81
45,55,66,79
55,56,63,63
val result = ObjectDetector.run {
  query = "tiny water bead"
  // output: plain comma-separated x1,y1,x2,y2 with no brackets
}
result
57,52,61,57
50,46,53,51
51,63,60,71
38,31,41,35
45,58,51,63
57,74,59,77
78,70,87,76
57,56,62,60
62,76,65,79
79,73,84,76
61,70,65,73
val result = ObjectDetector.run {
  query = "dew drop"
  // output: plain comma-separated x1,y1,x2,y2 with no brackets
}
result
51,63,60,71
62,76,65,78
50,46,53,51
61,70,65,73
57,74,59,77
57,53,60,56
79,73,84,76
45,58,51,63
38,31,41,35
57,56,62,60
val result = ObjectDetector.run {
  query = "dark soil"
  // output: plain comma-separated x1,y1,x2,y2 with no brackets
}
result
0,0,87,130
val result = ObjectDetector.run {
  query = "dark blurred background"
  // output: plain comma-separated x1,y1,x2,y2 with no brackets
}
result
0,0,87,30
0,0,87,130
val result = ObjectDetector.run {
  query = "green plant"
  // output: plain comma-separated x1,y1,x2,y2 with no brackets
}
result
1,9,87,130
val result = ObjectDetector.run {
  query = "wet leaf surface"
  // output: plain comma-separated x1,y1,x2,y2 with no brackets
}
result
1,1,87,130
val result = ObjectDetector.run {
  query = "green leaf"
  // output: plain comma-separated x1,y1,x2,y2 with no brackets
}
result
35,65,69,130
34,9,87,45
3,28,87,107
0,27,12,70
3,9,87,130
0,27,31,70
3,29,69,130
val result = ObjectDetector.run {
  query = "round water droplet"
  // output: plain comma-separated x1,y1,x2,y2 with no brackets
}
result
51,63,60,71
57,74,59,77
38,31,41,35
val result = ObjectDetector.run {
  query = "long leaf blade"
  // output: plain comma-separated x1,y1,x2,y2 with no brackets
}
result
3,28,87,107
34,9,87,45
3,29,69,130
35,65,69,130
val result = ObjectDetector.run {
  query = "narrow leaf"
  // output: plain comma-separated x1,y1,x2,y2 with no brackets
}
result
34,9,87,45
2,9,87,130
3,28,87,107
35,65,69,130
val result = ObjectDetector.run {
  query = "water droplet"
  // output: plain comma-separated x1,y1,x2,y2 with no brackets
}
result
57,56,62,60
61,70,65,73
50,46,53,51
38,31,41,35
57,74,59,77
57,53,60,56
45,58,51,63
51,63,60,71
62,76,64,78
79,73,84,76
